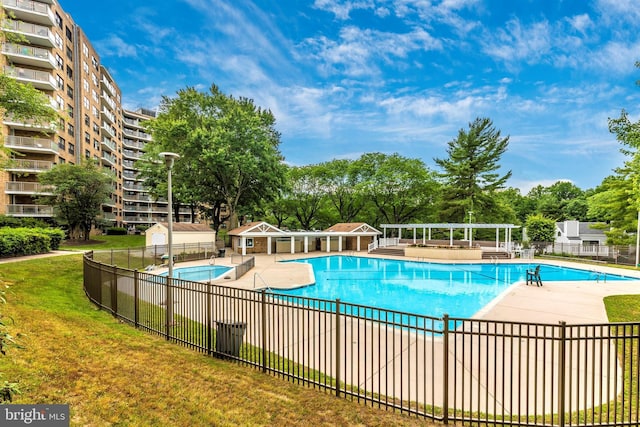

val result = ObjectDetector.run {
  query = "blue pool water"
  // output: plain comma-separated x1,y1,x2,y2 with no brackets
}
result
277,256,635,319
160,265,232,281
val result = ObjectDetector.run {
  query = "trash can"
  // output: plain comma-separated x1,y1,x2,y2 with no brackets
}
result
217,248,226,258
215,321,246,356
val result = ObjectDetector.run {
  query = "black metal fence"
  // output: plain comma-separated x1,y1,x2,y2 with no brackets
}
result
83,252,640,426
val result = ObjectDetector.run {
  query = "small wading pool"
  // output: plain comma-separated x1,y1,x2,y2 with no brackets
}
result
277,256,636,319
160,265,232,282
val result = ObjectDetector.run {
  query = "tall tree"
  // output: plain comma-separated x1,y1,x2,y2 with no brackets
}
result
355,152,440,224
141,85,287,230
286,165,327,230
316,159,366,223
434,117,512,222
38,161,114,240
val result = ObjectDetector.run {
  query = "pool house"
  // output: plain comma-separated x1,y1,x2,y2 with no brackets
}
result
228,221,382,255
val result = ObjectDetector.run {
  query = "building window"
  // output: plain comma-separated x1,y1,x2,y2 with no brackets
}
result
84,132,90,144
91,73,98,86
84,114,90,126
55,54,63,69
66,65,72,79
65,26,72,41
93,122,99,133
92,106,99,118
85,149,90,159
55,12,62,29
66,46,73,61
83,96,89,109
94,139,100,150
67,104,73,118
67,123,74,136
55,95,63,110
83,78,89,91
58,137,65,150
82,43,88,57
54,33,63,49
68,143,75,154
83,61,89,74
67,85,73,99
56,74,64,89
91,56,98,70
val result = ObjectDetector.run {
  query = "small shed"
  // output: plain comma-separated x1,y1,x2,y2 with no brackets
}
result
145,223,216,249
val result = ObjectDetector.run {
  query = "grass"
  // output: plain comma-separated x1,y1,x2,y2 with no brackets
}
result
0,254,435,426
60,234,146,251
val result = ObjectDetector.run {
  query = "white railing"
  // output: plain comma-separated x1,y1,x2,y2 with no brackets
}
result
367,240,378,253
379,237,400,248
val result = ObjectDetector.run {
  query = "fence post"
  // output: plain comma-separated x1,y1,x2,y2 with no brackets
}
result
110,249,114,266
134,270,139,328
261,289,267,373
111,265,118,316
165,276,172,341
558,321,567,426
207,282,212,354
335,298,341,397
443,314,449,425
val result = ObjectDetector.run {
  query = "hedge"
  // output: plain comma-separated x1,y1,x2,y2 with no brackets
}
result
0,227,65,258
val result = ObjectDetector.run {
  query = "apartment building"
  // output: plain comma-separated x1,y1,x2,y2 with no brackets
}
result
0,0,183,230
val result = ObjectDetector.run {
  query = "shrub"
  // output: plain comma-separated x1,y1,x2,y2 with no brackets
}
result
0,227,64,257
106,227,127,235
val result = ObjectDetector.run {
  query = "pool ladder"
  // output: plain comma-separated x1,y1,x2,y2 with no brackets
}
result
254,272,273,292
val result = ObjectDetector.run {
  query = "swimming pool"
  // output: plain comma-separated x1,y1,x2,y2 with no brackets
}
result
160,265,233,282
278,256,635,319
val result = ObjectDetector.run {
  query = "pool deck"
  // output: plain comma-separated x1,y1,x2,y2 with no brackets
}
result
167,251,640,325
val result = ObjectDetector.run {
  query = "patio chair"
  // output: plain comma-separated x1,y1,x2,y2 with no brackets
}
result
526,265,543,287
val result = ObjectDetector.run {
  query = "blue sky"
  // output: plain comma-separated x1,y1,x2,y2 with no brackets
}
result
60,0,640,193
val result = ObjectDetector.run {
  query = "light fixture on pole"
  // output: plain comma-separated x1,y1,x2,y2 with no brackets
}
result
159,151,180,328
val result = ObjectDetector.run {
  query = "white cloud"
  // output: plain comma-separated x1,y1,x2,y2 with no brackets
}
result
96,35,137,58
312,0,376,19
481,18,552,67
303,25,441,77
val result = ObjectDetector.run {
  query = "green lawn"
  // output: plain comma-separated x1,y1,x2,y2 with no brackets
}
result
60,234,146,251
0,254,432,426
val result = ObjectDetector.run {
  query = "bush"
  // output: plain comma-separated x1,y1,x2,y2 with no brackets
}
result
106,227,127,235
0,227,64,257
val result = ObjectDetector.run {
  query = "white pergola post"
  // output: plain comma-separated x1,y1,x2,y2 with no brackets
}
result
304,236,308,253
241,236,247,256
384,227,387,239
338,235,343,252
428,228,432,241
422,227,426,244
356,236,361,251
290,236,295,254
496,228,499,250
449,228,453,246
267,236,272,255
326,235,331,252
469,226,473,247
398,227,402,240
413,228,417,244
505,227,509,251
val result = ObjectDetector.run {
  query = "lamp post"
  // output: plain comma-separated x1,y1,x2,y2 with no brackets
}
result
160,152,180,328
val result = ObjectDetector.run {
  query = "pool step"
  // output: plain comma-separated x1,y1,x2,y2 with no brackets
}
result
370,247,405,257
482,251,510,260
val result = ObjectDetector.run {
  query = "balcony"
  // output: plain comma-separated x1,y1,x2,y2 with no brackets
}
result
5,159,53,173
123,170,138,179
6,204,53,217
122,193,152,202
2,43,56,69
101,138,117,153
101,212,117,221
4,135,58,154
101,123,116,139
122,149,141,160
123,117,142,128
3,113,56,132
123,182,146,192
1,0,56,26
3,19,55,47
123,128,151,141
101,107,116,124
3,65,56,91
101,152,117,167
5,181,53,194
123,138,145,150
101,91,116,110
101,76,116,96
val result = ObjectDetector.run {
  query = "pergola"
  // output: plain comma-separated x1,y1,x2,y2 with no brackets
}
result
379,223,521,251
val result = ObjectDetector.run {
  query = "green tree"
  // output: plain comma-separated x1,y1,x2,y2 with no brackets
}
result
38,161,114,240
434,117,512,222
355,152,440,224
524,214,556,242
286,165,327,230
316,159,366,223
142,85,286,230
